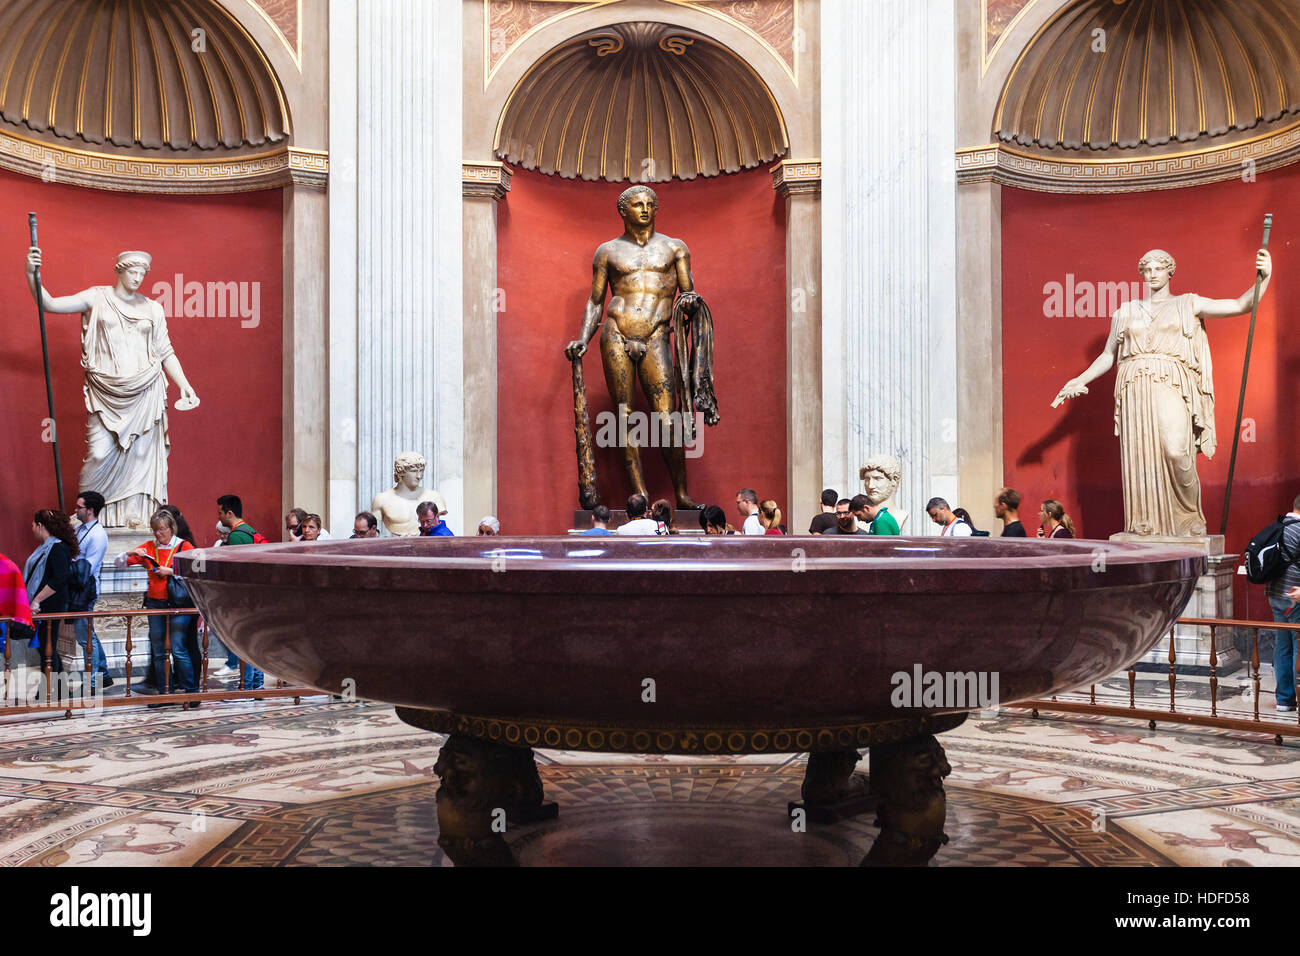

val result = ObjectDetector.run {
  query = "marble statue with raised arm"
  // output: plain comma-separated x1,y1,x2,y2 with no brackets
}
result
1051,247,1272,536
25,247,199,530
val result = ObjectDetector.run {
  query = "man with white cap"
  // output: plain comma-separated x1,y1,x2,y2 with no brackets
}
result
25,246,200,529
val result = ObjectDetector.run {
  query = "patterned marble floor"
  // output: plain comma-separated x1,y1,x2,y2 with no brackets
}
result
0,699,1297,866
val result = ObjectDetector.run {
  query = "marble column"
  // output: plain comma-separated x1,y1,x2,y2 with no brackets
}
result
329,0,464,534
773,161,822,536
461,163,511,531
821,0,958,531
955,180,1003,533
283,172,329,523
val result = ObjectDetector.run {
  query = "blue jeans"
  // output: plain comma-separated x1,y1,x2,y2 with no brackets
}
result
241,659,264,690
144,598,198,693
1270,594,1300,707
72,605,108,677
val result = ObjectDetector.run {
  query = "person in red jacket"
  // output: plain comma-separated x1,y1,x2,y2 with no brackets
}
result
115,510,197,698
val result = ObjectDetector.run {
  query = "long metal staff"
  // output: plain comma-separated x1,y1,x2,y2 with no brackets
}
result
1219,212,1272,536
28,213,65,512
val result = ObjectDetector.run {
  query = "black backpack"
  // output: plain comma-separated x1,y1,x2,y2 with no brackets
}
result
1244,516,1300,584
67,554,98,610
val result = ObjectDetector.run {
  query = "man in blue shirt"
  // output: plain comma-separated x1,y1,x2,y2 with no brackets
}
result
73,491,112,687
580,505,614,535
417,500,454,536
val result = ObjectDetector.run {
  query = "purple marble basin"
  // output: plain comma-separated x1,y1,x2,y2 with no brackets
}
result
176,536,1202,731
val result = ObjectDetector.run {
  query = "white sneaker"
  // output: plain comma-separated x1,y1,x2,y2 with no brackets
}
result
1277,703,1296,713
209,666,238,678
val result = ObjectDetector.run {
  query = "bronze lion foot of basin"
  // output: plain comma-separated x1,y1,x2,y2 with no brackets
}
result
424,728,558,868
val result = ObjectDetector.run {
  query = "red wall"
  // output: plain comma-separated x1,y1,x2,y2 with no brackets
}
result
1001,168,1300,615
0,166,283,562
496,167,788,534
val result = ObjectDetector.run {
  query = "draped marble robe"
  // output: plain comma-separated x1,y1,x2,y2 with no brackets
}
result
79,286,174,529
1110,292,1215,536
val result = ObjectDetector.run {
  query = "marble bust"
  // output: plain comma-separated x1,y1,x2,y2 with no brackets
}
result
370,451,446,536
860,453,908,531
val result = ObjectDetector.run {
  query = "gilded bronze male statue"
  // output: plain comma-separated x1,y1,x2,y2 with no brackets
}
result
564,185,718,510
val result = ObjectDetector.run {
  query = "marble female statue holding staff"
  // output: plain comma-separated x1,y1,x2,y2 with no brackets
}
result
25,247,200,530
1051,246,1272,537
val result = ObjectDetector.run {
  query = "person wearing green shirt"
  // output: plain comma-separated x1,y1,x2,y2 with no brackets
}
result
865,500,901,535
214,494,263,689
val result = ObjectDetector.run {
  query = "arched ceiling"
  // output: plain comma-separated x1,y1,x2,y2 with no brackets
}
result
494,21,789,183
0,0,291,155
995,0,1300,153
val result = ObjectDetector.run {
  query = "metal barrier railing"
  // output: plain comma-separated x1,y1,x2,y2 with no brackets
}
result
1005,615,1300,743
0,606,324,717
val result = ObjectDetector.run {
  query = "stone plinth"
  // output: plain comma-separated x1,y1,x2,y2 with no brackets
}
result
1112,534,1239,675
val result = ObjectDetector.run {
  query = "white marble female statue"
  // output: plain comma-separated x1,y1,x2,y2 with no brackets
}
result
1052,247,1271,536
26,248,200,529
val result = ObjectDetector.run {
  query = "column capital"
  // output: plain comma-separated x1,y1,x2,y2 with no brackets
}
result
463,161,512,200
771,158,821,197
288,147,329,188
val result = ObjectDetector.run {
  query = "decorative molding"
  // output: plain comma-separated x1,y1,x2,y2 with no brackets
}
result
981,0,1036,77
248,0,304,69
665,0,799,86
957,127,1300,193
771,157,820,195
462,160,512,200
0,127,296,193
395,706,968,755
287,147,328,188
484,0,617,89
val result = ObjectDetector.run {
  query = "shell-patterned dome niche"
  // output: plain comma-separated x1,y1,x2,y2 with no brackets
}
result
995,0,1300,153
495,22,788,183
0,0,290,155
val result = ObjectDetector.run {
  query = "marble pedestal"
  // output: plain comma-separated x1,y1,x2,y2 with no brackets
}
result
1111,534,1240,675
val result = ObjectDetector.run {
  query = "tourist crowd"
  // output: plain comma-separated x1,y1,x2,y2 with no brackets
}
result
3,484,1299,715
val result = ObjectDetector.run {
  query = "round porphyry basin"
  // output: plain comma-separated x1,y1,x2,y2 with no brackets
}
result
176,536,1203,732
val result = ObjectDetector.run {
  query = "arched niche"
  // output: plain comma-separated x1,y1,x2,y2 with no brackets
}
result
460,0,822,532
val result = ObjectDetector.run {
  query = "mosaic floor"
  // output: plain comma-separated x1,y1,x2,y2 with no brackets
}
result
0,699,1297,866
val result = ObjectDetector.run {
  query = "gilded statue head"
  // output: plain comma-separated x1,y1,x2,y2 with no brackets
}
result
859,453,902,505
393,451,427,489
617,185,658,226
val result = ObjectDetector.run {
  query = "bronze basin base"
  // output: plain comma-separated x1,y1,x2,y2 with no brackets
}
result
399,707,967,867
